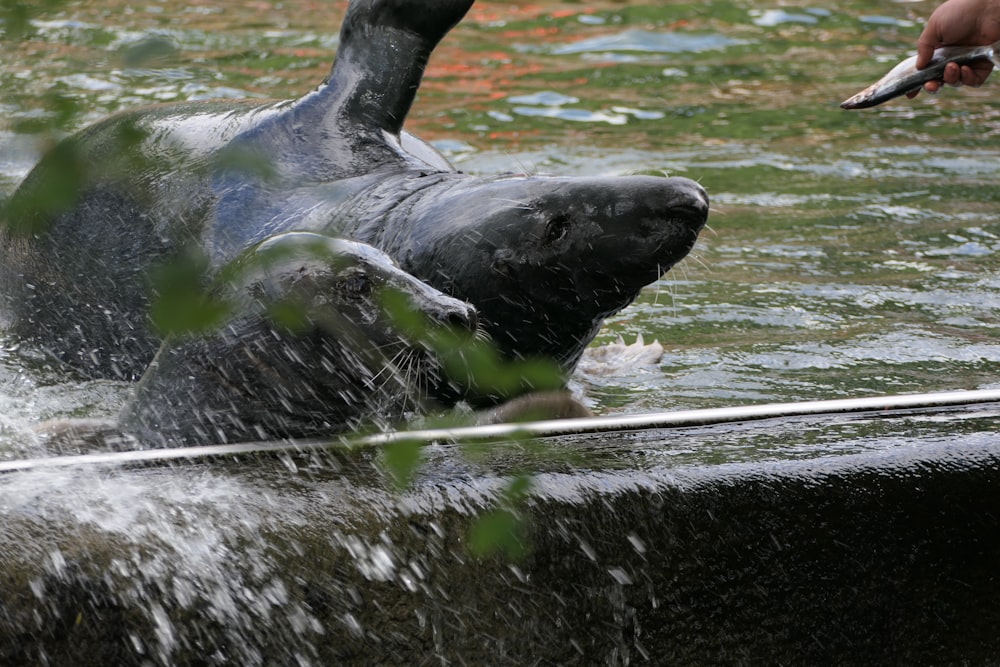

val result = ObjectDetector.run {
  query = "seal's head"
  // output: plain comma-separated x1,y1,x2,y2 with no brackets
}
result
381,173,708,383
121,233,478,446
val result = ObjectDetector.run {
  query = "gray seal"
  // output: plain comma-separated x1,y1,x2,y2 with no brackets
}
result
0,0,708,431
118,233,477,445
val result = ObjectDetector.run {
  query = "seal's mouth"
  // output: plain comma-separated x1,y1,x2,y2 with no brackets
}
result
651,208,707,269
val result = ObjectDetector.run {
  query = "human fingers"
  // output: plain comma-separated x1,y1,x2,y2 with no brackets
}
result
960,60,994,86
907,78,942,99
917,63,960,94
941,61,963,84
915,39,939,70
915,0,996,69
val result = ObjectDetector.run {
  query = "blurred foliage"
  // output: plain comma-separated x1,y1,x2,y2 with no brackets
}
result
4,121,562,559
381,437,424,490
149,247,233,337
1,137,86,232
469,507,528,559
216,144,280,183
5,0,1000,564
2,107,150,236
147,237,562,560
9,90,82,135
0,0,66,40
469,473,533,559
380,287,565,404
119,34,179,68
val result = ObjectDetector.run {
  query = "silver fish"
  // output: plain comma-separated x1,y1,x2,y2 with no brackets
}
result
841,40,1000,109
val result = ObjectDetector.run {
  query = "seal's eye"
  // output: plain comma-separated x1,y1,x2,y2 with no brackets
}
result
543,214,571,245
342,270,372,298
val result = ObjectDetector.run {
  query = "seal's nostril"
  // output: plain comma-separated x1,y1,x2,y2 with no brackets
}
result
439,305,478,331
672,197,710,231
678,203,708,220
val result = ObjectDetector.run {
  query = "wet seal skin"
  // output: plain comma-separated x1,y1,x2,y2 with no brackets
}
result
0,0,708,442
118,234,479,446
31,233,479,447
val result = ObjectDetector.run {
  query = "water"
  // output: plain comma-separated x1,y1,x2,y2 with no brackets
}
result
1,1,999,661
2,0,998,438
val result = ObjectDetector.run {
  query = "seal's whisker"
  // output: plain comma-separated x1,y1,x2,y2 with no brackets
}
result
670,260,688,283
474,326,492,343
665,272,681,318
687,252,713,274
505,153,536,177
370,360,397,386
651,265,664,306
379,352,407,410
488,198,533,210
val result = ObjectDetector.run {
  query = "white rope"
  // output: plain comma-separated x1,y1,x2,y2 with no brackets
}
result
2,388,998,473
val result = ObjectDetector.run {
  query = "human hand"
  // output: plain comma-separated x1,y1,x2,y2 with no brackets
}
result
907,0,1000,97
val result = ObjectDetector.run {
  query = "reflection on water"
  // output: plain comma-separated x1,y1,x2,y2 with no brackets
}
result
542,29,749,56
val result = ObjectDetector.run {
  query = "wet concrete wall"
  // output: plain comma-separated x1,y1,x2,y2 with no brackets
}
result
1,422,999,665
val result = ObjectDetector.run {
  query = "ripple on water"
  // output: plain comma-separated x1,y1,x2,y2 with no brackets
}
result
507,91,578,106
56,73,122,92
921,241,996,257
750,9,822,27
504,91,665,125
858,15,915,27
689,145,1000,182
711,192,852,208
511,105,629,125
620,324,1000,410
791,281,1000,318
771,328,1000,368
524,29,749,57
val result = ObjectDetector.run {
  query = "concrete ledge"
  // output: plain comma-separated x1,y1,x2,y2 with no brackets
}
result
1,411,998,664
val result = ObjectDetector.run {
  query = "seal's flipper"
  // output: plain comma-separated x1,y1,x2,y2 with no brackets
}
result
303,0,473,139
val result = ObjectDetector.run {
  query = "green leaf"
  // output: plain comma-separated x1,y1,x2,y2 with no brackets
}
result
149,251,233,336
1,139,86,235
381,438,423,489
266,299,311,332
215,144,278,183
379,286,430,338
0,0,67,40
435,335,565,402
502,473,533,503
469,508,527,560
